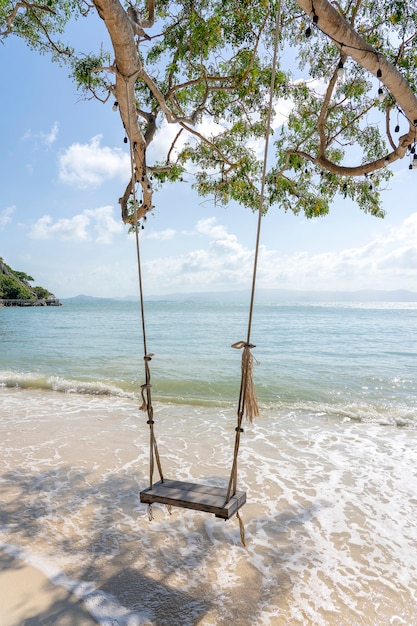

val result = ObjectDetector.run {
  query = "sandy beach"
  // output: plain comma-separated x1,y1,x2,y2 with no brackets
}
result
0,550,97,625
1,385,417,624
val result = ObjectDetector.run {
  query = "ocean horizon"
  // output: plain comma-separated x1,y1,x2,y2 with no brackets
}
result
61,286,417,303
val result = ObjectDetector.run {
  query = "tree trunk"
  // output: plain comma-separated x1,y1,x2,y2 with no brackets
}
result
94,0,153,221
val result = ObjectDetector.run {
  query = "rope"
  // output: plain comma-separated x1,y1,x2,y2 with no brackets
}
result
120,4,281,541
227,3,282,506
236,511,246,548
231,342,259,423
124,76,164,490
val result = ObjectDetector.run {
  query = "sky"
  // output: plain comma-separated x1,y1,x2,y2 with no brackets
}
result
1,11,417,299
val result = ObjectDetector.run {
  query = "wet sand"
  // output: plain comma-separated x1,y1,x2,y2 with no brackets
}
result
1,387,417,625
0,550,97,626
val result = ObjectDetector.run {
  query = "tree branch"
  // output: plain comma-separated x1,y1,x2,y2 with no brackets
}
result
288,145,408,176
1,1,55,36
295,0,417,152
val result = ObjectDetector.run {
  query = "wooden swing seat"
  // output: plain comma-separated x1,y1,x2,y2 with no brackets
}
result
140,478,246,519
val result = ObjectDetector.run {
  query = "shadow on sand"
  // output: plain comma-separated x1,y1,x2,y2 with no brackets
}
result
0,462,324,625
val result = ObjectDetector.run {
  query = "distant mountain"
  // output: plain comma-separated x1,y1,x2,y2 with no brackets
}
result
61,289,417,304
61,294,117,302
144,288,417,303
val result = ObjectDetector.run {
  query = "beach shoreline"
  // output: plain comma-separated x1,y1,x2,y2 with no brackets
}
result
1,386,416,624
0,549,98,626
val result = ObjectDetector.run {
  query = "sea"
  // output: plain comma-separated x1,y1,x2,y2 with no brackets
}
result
0,298,416,625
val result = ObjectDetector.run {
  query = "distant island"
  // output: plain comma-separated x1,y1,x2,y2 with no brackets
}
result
143,287,417,303
62,287,417,304
0,257,61,307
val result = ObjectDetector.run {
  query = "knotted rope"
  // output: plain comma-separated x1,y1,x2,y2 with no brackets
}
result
231,341,259,423
122,2,282,544
226,3,282,541
124,76,164,491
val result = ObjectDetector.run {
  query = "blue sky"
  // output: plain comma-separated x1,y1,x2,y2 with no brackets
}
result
1,13,417,299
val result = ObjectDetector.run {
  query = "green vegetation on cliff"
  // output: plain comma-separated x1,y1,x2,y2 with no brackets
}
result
0,258,55,300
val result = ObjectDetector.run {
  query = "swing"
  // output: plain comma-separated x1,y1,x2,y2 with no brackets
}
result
136,332,255,524
140,480,246,520
122,6,282,535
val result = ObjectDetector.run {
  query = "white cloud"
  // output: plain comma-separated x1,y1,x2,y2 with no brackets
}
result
273,97,293,128
0,206,15,230
84,206,124,244
22,122,59,146
142,218,258,292
28,206,123,243
146,120,189,164
196,117,224,138
29,214,90,241
58,135,130,188
255,212,417,291
45,121,59,145
21,209,417,298
40,261,140,299
393,212,417,245
196,217,227,238
196,217,252,261
147,228,177,241
140,212,417,294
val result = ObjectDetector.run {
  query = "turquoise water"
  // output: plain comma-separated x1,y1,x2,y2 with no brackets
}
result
1,298,416,424
1,298,417,624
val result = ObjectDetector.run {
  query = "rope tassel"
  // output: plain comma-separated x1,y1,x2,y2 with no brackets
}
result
232,341,259,423
236,510,246,548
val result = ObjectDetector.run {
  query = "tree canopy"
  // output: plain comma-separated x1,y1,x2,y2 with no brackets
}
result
2,0,417,223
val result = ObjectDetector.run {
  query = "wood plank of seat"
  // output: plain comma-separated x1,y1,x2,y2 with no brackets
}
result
140,478,246,519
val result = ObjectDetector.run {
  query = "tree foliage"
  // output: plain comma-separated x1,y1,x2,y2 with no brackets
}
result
0,258,53,300
0,276,34,299
2,0,417,222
